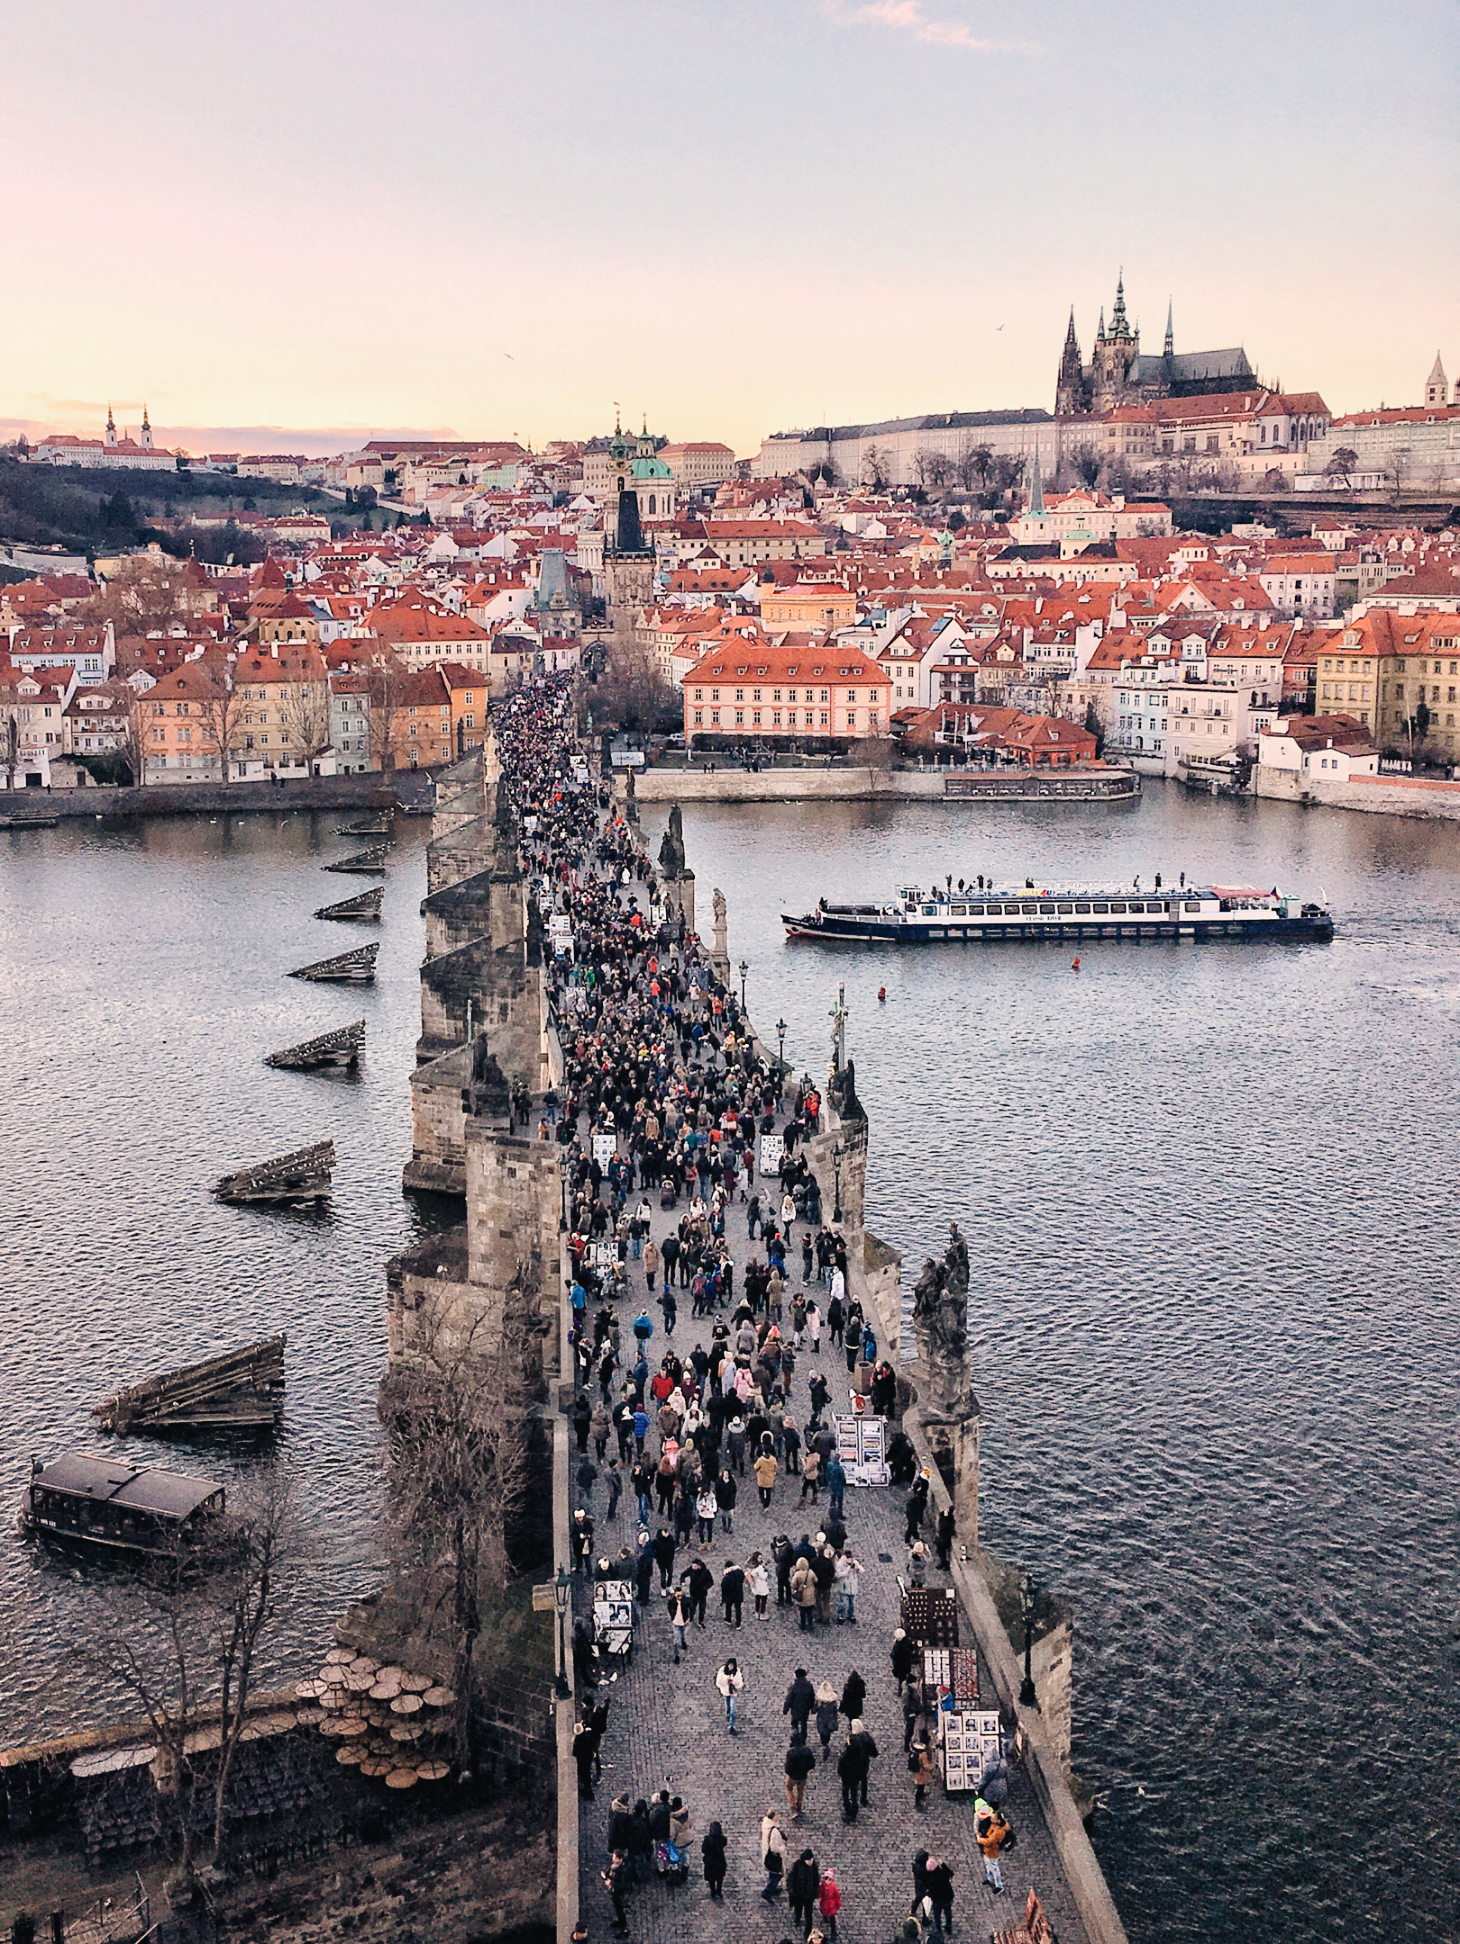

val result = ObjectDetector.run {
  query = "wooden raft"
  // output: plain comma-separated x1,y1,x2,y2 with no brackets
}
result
214,1139,335,1204
289,944,378,984
323,845,388,876
315,888,384,923
93,1334,286,1434
265,1020,365,1071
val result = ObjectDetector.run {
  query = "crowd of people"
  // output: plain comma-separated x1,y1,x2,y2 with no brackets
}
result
493,683,1020,1938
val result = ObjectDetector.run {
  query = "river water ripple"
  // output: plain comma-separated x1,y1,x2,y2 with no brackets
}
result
0,789,1456,1943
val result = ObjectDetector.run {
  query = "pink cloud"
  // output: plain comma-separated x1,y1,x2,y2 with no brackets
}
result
841,1,1034,54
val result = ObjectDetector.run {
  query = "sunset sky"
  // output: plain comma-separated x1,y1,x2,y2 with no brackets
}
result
4,0,1456,457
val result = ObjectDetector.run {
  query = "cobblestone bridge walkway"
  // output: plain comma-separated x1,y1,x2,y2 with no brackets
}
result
569,1137,1089,1944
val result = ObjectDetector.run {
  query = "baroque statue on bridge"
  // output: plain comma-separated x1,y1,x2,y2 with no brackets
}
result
658,804,686,878
912,1222,973,1414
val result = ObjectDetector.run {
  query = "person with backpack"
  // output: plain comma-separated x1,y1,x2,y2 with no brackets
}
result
784,1740,817,1824
759,1809,786,1900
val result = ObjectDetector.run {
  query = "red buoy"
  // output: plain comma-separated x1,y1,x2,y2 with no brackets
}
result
877,986,887,1002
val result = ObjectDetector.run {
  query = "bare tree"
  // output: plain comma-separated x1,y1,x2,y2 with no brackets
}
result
1069,444,1103,490
912,448,953,491
953,441,993,494
115,683,151,785
278,650,334,770
1324,446,1359,492
368,656,407,772
193,658,243,782
83,557,203,636
210,1470,300,1863
860,444,891,491
380,1276,542,1776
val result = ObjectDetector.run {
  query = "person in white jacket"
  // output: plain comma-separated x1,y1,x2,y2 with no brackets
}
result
715,1656,744,1734
834,1549,861,1626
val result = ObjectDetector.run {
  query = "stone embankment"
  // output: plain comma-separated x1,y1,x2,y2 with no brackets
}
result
0,773,435,822
1256,766,1460,819
631,765,1138,803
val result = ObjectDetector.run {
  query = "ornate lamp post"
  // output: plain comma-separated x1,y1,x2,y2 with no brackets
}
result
554,1565,574,1698
738,958,749,1009
1019,1573,1039,1708
776,1017,787,1073
831,1139,845,1224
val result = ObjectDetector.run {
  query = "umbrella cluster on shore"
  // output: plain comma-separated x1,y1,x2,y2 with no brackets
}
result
296,1649,455,1789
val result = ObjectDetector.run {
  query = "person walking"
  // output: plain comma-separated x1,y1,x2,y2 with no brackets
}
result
603,1850,629,1934
835,1739,861,1824
791,1553,817,1632
910,1738,936,1811
714,1465,737,1534
783,1666,815,1744
798,1446,821,1504
816,1866,842,1942
847,1717,879,1807
813,1679,839,1762
839,1669,867,1726
784,1740,816,1823
926,1854,957,1928
665,1583,690,1663
754,1443,778,1508
759,1809,786,1901
787,1846,821,1935
834,1549,861,1625
643,1236,659,1294
748,1551,771,1620
976,1806,1011,1895
701,1819,727,1898
716,1656,744,1734
891,1626,917,1695
680,1555,712,1630
935,1506,955,1573
825,1453,846,1520
720,1559,746,1628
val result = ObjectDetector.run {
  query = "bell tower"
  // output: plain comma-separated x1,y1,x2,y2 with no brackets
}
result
1055,308,1086,416
1425,353,1448,410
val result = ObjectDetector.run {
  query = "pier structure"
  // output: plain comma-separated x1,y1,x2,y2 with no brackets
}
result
372,695,1124,1944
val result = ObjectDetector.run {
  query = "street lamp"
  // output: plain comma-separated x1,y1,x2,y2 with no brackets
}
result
776,1017,787,1074
1019,1573,1039,1709
738,958,749,1009
831,1139,845,1224
554,1564,573,1698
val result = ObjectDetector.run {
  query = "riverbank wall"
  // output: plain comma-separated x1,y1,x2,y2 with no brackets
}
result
630,765,1138,804
0,773,436,822
1256,766,1460,819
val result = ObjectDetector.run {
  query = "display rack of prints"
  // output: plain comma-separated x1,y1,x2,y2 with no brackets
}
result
593,1134,617,1169
940,1708,1003,1793
832,1412,891,1485
594,1580,633,1659
759,1134,784,1174
950,1645,979,1704
901,1586,960,1647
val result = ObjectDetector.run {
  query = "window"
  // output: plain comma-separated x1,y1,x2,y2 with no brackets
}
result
735,689,744,702
772,690,781,703
693,710,703,724
752,710,761,726
819,689,829,703
465,713,474,727
787,689,797,703
752,689,762,702
693,689,703,702
846,711,856,728
820,712,829,726
710,710,720,724
711,689,720,702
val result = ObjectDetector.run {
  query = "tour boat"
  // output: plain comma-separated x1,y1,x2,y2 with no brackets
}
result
20,1453,227,1558
782,882,1335,944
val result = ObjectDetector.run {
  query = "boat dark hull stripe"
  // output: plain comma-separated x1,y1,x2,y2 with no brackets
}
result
783,916,1333,944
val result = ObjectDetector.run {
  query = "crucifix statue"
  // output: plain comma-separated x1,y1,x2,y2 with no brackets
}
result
829,981,847,1073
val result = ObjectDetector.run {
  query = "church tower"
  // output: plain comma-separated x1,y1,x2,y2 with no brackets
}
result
105,403,117,449
140,403,153,451
1055,308,1086,416
1090,272,1140,412
1163,299,1174,361
1425,353,1448,409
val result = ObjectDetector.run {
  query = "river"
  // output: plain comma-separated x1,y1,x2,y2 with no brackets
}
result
0,787,1456,1943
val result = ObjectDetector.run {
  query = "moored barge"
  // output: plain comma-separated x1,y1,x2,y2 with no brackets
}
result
20,1454,227,1556
783,882,1334,944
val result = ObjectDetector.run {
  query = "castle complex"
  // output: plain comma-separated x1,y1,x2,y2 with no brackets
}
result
1055,275,1257,415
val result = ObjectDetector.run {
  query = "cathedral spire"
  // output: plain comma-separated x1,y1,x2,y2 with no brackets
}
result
1163,299,1174,359
1026,453,1045,516
1096,306,1106,342
1110,270,1130,338
105,402,116,448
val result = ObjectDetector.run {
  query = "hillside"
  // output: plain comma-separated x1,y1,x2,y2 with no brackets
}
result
0,457,393,559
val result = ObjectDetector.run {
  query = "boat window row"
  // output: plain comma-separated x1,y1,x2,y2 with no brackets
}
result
936,899,1181,918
